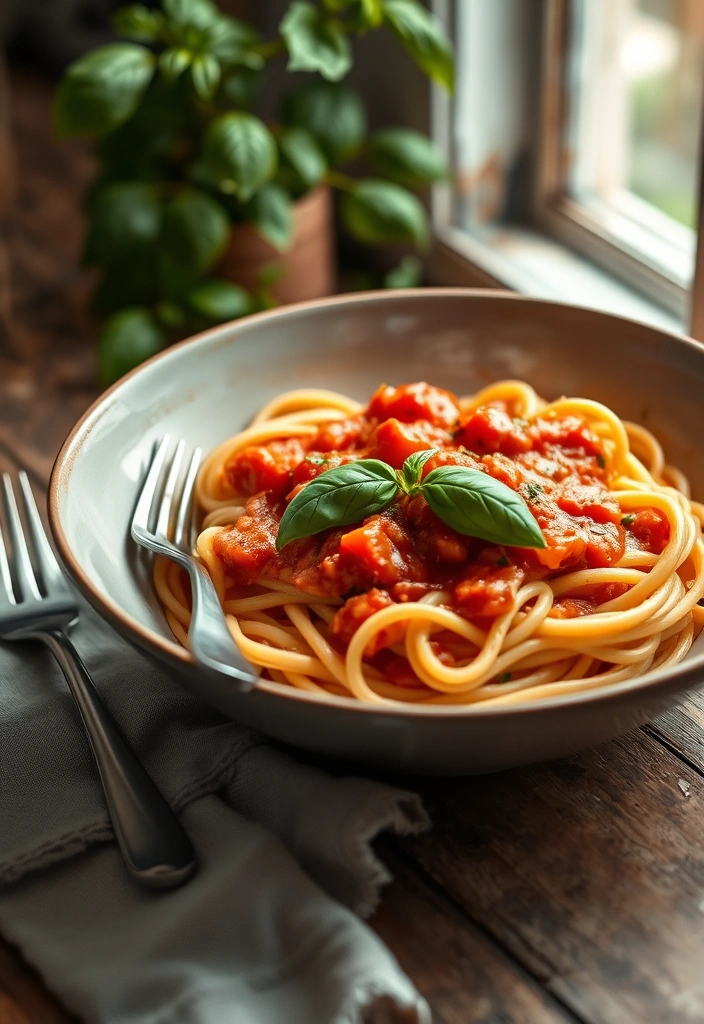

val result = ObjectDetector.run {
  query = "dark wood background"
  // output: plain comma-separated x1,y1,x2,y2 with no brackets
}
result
3,70,704,1024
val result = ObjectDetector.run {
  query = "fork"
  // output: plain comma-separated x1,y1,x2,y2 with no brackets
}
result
0,472,197,889
131,437,258,689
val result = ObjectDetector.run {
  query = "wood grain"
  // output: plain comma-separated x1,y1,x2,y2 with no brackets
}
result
397,730,704,1024
372,852,578,1024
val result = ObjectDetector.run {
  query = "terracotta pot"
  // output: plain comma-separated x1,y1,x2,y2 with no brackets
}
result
218,184,335,305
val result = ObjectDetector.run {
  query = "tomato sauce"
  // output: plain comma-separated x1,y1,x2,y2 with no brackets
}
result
213,382,670,652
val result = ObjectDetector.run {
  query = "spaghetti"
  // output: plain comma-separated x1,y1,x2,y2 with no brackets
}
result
155,380,704,707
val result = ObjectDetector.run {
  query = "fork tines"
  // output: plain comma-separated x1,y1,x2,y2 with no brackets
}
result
132,438,202,551
0,471,67,606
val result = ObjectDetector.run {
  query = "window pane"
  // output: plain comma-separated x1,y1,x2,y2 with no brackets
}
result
451,0,540,237
566,0,704,282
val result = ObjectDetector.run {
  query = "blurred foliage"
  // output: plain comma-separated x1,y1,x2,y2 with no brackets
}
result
56,0,454,382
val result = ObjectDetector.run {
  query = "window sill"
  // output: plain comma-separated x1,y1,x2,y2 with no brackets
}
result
427,223,684,336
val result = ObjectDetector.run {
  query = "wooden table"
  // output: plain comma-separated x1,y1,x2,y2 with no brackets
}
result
3,70,704,1024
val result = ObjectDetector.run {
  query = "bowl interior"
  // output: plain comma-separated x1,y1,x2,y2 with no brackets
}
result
51,290,704,684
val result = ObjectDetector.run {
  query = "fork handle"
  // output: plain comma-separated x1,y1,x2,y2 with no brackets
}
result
40,629,197,889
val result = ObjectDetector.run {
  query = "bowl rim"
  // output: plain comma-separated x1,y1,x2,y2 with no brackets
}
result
49,286,704,718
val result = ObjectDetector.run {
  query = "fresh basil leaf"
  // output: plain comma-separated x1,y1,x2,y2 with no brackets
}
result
112,5,165,42
281,2,353,82
369,128,448,188
399,448,438,493
257,262,286,289
155,300,187,330
341,179,428,248
422,467,546,548
207,15,260,61
278,128,327,191
54,44,155,138
276,459,399,549
83,182,161,267
246,184,293,251
184,279,253,321
159,47,192,79
280,80,365,163
220,66,265,108
98,307,166,386
360,0,384,26
382,0,454,92
203,112,277,201
163,0,218,29
160,188,230,278
384,255,422,289
190,53,221,99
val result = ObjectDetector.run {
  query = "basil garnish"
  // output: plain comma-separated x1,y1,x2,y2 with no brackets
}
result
276,451,546,550
398,447,438,494
422,467,546,548
276,459,398,550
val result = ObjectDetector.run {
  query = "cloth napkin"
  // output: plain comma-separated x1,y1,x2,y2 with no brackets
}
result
0,599,431,1024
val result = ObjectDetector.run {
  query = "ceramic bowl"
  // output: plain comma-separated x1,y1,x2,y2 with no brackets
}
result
49,289,704,775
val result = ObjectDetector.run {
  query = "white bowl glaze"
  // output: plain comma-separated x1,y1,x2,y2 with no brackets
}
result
50,289,704,774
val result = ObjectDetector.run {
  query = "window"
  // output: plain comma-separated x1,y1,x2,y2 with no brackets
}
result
430,0,704,333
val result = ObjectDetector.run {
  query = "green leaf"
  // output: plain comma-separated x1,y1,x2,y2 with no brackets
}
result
399,448,438,493
191,53,221,99
247,184,293,251
203,112,277,201
163,0,218,29
111,5,164,42
155,300,186,330
361,0,384,27
421,468,546,548
382,0,454,92
384,254,422,288
54,44,155,137
341,179,428,247
323,0,383,27
83,182,161,267
220,67,265,108
160,188,230,278
98,307,166,386
280,80,365,163
208,16,261,64
276,459,399,549
159,47,192,79
278,128,327,191
281,1,353,82
184,279,253,321
369,128,448,188
257,262,286,289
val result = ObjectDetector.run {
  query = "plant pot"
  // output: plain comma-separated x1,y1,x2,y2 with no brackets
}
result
218,184,336,306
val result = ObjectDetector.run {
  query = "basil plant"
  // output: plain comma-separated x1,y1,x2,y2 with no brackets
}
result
54,0,454,384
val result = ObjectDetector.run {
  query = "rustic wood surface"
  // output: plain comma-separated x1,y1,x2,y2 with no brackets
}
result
3,69,704,1024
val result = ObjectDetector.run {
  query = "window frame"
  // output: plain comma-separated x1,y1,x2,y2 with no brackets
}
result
428,0,704,337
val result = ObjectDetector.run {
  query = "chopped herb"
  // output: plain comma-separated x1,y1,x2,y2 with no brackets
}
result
596,453,606,469
497,555,510,567
524,482,544,502
621,514,635,527
498,671,512,683
305,455,327,466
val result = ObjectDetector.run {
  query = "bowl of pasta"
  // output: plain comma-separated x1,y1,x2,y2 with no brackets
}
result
49,289,704,774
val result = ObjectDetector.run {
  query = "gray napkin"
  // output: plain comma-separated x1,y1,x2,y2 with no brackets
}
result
0,602,431,1024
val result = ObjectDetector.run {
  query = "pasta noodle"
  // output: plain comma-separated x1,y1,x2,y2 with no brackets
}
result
154,380,704,707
